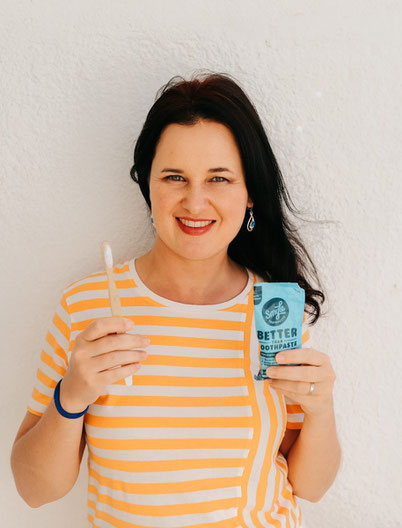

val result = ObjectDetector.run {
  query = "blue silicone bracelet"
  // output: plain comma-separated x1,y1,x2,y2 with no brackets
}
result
54,379,89,419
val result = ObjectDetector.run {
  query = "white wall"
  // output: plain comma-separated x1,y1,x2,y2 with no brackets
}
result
1,1,401,526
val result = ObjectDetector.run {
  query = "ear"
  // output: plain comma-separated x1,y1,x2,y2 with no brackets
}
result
247,198,253,208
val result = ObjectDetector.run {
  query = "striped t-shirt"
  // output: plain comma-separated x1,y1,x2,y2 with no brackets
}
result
28,257,311,528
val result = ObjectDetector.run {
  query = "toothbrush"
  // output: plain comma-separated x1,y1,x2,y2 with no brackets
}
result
101,241,133,386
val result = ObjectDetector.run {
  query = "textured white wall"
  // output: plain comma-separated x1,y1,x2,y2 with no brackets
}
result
1,1,401,526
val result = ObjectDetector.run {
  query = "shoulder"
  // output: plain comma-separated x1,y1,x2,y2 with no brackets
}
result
63,258,131,300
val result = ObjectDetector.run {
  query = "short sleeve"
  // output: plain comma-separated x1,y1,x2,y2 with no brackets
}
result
27,290,72,417
285,311,311,429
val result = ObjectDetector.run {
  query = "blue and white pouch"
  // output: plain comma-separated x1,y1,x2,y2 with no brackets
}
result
253,282,305,380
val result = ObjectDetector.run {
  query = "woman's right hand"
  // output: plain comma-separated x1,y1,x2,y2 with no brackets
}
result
58,316,149,413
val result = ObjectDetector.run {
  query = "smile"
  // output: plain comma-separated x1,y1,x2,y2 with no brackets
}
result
176,217,216,236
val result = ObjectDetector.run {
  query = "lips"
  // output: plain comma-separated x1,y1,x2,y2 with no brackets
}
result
177,218,215,227
175,217,216,236
177,217,216,222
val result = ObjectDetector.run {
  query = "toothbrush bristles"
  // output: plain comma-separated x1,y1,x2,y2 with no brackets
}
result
102,241,114,269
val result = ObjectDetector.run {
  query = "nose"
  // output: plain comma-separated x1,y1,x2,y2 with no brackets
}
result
180,182,211,214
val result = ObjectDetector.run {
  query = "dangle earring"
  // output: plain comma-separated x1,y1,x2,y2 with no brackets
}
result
150,214,155,229
247,206,255,232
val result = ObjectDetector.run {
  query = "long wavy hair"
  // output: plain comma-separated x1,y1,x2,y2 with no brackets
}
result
130,71,326,325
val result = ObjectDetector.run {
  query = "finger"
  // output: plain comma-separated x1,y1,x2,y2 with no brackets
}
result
90,333,150,357
275,348,326,367
268,379,314,395
82,316,133,342
101,361,142,385
266,365,322,382
96,349,148,372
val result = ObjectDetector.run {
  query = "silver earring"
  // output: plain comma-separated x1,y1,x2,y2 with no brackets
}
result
247,206,255,232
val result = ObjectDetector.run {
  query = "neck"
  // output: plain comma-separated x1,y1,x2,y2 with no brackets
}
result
135,243,247,304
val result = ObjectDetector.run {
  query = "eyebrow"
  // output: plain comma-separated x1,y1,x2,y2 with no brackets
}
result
161,167,233,174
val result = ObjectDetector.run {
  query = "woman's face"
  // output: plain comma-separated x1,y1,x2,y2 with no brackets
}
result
148,119,253,261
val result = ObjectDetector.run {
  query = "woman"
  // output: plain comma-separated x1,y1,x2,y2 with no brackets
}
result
11,72,341,527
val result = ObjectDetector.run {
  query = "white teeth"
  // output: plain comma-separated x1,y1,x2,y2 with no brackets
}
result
179,218,214,228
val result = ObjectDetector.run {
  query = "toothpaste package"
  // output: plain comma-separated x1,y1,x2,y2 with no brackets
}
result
253,282,305,380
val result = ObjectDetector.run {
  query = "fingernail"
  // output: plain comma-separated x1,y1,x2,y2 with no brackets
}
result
125,319,134,329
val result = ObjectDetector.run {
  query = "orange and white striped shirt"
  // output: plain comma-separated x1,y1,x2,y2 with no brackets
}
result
28,257,311,527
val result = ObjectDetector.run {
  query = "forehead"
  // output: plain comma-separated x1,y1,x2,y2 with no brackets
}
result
152,121,243,170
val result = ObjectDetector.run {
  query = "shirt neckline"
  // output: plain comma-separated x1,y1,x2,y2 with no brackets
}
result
128,257,255,311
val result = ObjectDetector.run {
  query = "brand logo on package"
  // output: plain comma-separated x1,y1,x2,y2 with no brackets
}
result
262,298,289,326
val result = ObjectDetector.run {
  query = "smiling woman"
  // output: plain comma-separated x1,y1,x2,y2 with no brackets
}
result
130,72,326,322
14,71,339,528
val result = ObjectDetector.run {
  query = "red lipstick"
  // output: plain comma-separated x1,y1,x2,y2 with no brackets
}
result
176,218,216,236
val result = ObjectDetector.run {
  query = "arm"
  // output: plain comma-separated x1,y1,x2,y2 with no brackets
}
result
10,389,86,508
11,314,143,508
10,287,87,508
267,347,341,502
286,399,341,502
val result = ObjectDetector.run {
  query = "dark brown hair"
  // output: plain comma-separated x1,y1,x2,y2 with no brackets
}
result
130,71,327,325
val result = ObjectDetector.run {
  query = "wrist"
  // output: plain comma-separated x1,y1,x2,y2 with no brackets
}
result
58,379,87,414
304,398,335,422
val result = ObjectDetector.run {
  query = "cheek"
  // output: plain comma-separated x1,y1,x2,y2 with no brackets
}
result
149,186,172,211
222,193,248,216
155,196,175,213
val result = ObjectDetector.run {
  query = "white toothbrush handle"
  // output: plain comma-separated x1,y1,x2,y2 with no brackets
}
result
102,242,133,386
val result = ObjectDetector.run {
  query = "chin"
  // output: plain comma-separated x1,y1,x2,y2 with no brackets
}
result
168,242,231,263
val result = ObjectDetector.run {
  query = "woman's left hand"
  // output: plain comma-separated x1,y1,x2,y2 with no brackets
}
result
266,348,336,417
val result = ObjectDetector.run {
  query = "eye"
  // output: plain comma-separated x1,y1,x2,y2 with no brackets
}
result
211,176,229,182
164,175,229,182
164,175,184,181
